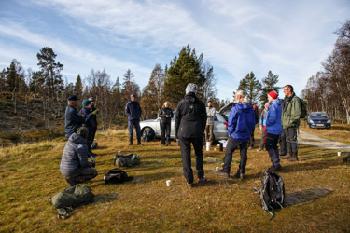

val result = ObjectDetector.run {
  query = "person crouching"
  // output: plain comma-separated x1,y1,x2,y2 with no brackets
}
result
265,90,283,171
60,127,97,186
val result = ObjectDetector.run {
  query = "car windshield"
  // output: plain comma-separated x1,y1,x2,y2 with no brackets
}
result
310,112,328,117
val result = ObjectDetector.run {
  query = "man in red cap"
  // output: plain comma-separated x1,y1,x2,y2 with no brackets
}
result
265,90,283,171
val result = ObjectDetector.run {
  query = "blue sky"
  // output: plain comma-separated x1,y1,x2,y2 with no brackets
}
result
0,0,349,100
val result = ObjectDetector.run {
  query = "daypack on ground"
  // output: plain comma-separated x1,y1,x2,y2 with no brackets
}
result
258,169,285,216
114,153,140,167
51,184,94,219
104,168,133,184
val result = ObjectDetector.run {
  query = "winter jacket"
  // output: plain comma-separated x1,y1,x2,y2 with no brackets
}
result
64,106,84,138
159,107,174,124
125,101,142,121
206,107,216,125
60,133,92,177
282,94,301,129
266,99,283,135
79,108,97,131
175,93,207,139
259,109,268,127
227,103,256,142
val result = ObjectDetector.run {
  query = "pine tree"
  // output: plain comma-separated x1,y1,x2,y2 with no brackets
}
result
259,70,280,105
121,69,140,101
163,46,205,104
0,68,6,92
36,47,64,98
141,64,165,118
238,72,261,103
5,60,26,93
75,74,83,98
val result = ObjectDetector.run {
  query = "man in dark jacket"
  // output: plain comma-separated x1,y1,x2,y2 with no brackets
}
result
60,127,97,186
175,83,207,186
280,85,301,161
125,94,142,145
88,97,98,147
64,95,84,139
159,101,174,145
217,90,256,179
79,99,98,151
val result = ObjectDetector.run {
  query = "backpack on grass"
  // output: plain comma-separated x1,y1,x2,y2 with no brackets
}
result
114,153,140,167
104,168,133,184
258,169,285,217
51,184,94,219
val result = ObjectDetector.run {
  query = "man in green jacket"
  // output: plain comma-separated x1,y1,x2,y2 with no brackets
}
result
280,85,301,161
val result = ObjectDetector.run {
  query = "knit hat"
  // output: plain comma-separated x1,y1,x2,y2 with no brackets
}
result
268,90,278,100
82,99,92,107
185,83,197,94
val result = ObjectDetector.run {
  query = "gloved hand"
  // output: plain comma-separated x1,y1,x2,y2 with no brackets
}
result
91,109,99,115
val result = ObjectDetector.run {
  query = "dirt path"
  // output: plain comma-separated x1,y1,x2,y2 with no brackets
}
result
299,130,350,150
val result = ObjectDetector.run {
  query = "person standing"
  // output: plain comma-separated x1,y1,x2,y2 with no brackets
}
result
249,103,259,149
159,102,174,145
79,99,98,151
280,85,301,161
258,103,269,151
265,91,283,171
216,90,256,179
64,95,84,139
205,100,216,144
88,97,98,147
175,83,207,186
125,94,142,145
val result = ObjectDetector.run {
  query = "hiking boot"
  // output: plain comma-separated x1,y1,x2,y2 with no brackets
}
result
187,182,194,188
234,170,245,180
216,169,230,178
197,177,208,185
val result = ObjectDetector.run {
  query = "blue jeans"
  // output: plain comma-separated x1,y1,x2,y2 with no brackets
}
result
128,119,141,144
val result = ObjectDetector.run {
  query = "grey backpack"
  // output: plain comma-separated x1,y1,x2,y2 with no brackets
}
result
114,153,140,167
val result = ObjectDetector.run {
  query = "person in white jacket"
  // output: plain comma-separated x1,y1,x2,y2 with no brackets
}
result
205,100,216,144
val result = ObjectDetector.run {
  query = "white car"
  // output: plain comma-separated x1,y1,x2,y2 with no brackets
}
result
139,113,228,141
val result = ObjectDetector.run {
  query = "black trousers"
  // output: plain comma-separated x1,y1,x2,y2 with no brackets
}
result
178,136,204,184
223,138,248,174
249,129,255,148
64,167,98,186
280,127,298,157
128,120,141,144
160,121,171,144
266,133,281,168
87,127,97,150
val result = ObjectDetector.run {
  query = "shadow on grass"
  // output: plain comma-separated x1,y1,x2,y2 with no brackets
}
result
93,192,118,204
285,187,332,206
281,157,342,173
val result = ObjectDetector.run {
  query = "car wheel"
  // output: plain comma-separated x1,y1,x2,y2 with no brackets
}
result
141,127,155,142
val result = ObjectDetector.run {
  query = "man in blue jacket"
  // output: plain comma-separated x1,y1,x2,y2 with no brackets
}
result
64,95,85,139
125,94,142,145
265,90,283,171
217,90,256,179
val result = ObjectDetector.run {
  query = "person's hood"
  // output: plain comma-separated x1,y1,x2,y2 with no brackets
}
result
184,93,196,103
234,102,253,112
271,99,282,107
68,132,87,144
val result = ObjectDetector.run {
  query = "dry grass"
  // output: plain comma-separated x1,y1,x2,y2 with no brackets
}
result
0,130,349,233
302,123,350,144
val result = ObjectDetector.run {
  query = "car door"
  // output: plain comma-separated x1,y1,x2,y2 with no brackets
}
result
213,114,228,140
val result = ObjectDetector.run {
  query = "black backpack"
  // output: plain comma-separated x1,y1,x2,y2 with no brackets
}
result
258,169,285,217
104,169,133,185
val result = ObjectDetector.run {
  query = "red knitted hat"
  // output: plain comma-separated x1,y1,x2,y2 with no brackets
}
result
268,90,278,99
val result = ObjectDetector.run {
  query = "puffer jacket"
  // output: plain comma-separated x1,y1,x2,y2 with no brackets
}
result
175,93,207,138
266,99,283,135
227,103,256,142
60,133,91,177
282,94,301,129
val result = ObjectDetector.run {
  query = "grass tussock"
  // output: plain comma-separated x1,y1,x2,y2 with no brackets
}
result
0,130,349,233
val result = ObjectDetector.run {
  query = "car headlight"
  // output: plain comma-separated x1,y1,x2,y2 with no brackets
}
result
309,119,314,124
327,119,331,124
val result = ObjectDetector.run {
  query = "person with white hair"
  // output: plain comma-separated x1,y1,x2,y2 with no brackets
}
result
216,90,256,179
175,83,207,187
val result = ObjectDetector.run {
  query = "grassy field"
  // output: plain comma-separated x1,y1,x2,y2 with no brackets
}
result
0,130,349,233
